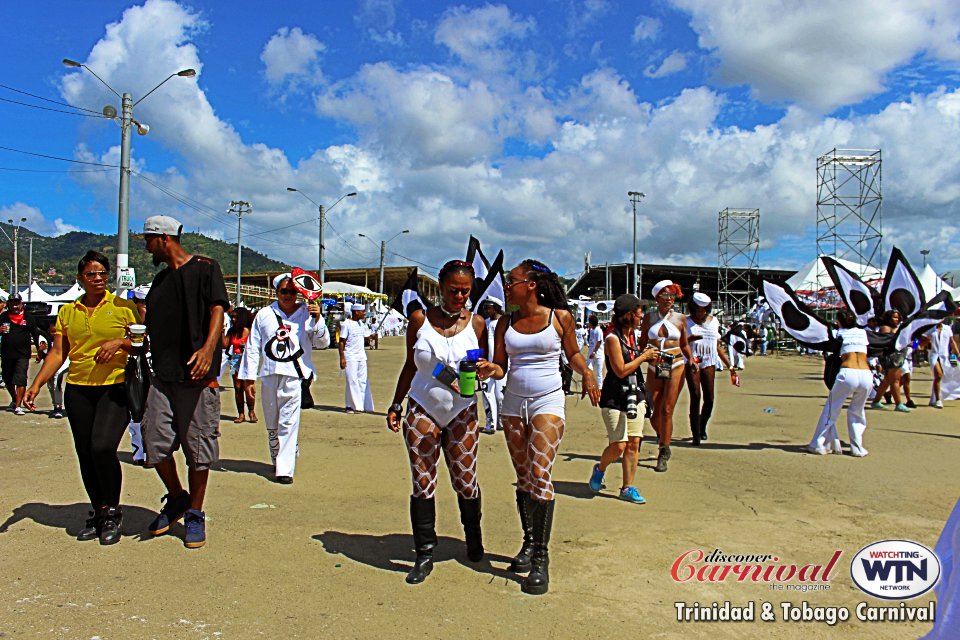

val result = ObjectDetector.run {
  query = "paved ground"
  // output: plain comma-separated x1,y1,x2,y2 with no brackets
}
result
0,340,955,639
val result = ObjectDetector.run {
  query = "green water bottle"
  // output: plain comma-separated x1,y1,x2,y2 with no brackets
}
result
459,360,477,398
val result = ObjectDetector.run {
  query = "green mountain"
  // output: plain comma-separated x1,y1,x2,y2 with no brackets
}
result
1,223,292,287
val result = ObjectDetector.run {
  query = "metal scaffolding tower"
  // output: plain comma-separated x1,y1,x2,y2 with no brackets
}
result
717,208,760,319
816,149,882,280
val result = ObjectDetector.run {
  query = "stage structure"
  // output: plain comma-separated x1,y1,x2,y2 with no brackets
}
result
717,208,760,319
816,149,882,297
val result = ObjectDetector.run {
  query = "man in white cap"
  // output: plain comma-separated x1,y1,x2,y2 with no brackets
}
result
339,302,374,413
479,297,505,434
141,215,230,549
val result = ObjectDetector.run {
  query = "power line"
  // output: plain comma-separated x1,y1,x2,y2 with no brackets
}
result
0,166,113,173
0,95,103,117
0,83,103,114
389,251,439,272
0,144,119,167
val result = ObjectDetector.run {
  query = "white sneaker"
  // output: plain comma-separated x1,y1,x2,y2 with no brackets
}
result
935,400,944,409
806,445,828,455
13,407,25,416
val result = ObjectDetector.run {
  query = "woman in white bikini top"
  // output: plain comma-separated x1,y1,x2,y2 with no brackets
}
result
637,280,697,473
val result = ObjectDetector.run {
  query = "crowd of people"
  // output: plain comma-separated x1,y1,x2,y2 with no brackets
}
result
3,217,958,600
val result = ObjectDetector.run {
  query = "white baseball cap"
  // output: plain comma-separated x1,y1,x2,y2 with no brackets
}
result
143,215,183,237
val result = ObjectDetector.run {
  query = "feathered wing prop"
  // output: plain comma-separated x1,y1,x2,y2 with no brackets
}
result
762,281,837,351
879,246,926,317
821,257,878,327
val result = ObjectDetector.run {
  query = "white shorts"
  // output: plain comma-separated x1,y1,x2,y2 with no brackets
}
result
502,388,565,421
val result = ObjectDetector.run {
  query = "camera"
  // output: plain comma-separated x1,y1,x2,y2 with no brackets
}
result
623,374,640,419
655,351,676,379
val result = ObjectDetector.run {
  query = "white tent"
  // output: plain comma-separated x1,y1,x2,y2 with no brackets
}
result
322,281,386,298
0,286,7,301
919,264,950,300
18,281,57,303
52,282,84,302
786,256,883,293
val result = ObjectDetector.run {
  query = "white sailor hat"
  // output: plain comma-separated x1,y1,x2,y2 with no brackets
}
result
652,280,674,297
133,284,151,301
272,272,292,289
692,292,711,307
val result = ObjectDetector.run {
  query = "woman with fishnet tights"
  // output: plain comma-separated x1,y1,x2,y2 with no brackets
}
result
478,259,601,595
387,260,488,585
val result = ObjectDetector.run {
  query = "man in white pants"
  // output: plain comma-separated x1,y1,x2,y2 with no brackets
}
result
340,303,374,413
240,273,330,483
586,315,604,389
480,297,505,434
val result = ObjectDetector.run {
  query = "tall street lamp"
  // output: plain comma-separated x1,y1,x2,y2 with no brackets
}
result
628,191,645,297
921,249,930,269
286,188,358,282
359,230,410,295
62,58,196,294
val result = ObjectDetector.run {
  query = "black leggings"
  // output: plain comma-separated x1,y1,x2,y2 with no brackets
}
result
685,365,717,437
64,383,129,509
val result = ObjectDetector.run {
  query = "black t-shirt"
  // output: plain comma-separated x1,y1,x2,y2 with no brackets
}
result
599,328,643,410
0,311,41,360
145,255,229,383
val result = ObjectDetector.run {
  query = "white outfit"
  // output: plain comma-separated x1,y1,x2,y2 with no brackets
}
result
481,316,505,431
239,302,330,477
928,325,955,369
340,318,374,412
687,316,722,368
503,312,565,420
587,326,605,389
809,329,871,457
408,314,480,426
219,313,232,381
726,330,748,370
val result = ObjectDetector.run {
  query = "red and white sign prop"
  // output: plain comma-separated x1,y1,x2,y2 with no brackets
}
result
291,267,323,301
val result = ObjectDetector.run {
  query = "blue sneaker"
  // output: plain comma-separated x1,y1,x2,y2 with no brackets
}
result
588,464,605,492
619,486,646,504
183,509,206,549
148,491,191,536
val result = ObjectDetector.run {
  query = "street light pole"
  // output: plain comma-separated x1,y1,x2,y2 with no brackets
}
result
359,230,410,295
62,58,195,295
4,217,26,292
286,188,358,282
628,191,645,297
921,249,930,269
229,201,252,307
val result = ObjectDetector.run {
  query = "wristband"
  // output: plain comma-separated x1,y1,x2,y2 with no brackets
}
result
389,403,403,415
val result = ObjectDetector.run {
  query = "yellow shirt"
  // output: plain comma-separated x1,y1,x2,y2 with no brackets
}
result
54,291,140,386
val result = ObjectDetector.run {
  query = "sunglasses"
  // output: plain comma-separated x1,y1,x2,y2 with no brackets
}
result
83,270,109,279
447,287,471,296
278,288,298,295
504,277,531,287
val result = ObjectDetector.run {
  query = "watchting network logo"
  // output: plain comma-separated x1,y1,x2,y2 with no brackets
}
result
850,540,941,600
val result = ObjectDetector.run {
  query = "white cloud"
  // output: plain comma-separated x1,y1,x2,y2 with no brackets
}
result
260,27,325,88
632,16,661,42
644,50,688,78
435,4,536,76
672,0,960,111
355,0,404,46
0,202,78,238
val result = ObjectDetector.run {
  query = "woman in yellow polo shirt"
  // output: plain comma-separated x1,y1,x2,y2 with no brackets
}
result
25,251,140,546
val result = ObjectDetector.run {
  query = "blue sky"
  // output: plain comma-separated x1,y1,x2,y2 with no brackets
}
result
2,0,960,282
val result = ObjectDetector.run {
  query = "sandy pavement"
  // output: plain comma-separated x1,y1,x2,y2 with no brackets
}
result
0,340,956,639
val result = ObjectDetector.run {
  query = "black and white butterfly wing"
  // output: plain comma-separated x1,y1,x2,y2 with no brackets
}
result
879,246,925,317
762,281,836,350
894,290,958,350
822,256,878,326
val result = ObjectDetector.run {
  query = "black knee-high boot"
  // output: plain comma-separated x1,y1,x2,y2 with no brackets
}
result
521,497,554,595
406,497,437,584
457,490,484,562
509,490,534,573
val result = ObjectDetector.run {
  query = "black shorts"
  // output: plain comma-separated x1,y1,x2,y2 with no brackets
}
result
1,357,29,388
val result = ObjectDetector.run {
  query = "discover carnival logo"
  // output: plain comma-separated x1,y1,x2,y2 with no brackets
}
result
671,548,841,587
850,540,941,600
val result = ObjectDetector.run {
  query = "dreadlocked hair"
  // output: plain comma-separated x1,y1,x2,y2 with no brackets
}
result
521,259,569,311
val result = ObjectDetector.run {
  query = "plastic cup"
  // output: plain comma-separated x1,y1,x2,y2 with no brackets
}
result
128,324,147,345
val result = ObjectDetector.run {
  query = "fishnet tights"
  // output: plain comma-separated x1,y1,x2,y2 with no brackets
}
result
502,414,565,501
402,401,479,499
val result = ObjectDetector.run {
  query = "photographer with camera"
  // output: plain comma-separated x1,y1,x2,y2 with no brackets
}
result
587,295,659,503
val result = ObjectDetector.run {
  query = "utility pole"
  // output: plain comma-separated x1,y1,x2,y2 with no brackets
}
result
378,240,386,295
628,192,645,297
229,201,252,307
27,238,34,301
318,204,325,281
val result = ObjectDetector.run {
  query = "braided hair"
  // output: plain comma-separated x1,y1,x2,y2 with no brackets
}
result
520,259,569,311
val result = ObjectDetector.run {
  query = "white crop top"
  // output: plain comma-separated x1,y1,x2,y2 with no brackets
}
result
408,315,480,426
687,316,721,366
504,311,563,398
648,310,681,340
838,328,868,355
